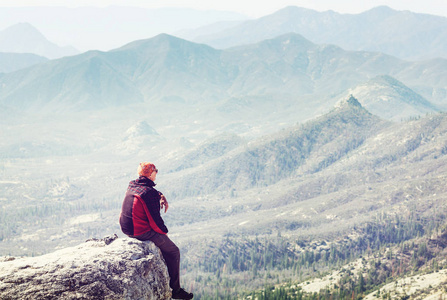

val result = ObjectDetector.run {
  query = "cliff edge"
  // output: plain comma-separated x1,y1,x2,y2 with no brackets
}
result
0,235,171,299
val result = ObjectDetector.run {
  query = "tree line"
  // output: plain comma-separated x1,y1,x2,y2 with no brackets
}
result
182,210,447,299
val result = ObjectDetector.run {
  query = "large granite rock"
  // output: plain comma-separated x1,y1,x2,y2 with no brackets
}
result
0,235,171,299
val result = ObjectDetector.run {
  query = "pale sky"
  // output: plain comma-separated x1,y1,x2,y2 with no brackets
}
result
1,0,447,18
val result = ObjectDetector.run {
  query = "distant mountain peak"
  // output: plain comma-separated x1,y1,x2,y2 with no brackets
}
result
126,121,158,138
275,6,319,15
0,22,79,59
346,75,439,121
115,33,210,54
116,33,175,49
143,33,184,47
5,22,44,34
1,22,47,41
346,95,363,107
152,33,177,42
335,95,363,110
245,32,315,52
274,32,314,44
364,5,395,13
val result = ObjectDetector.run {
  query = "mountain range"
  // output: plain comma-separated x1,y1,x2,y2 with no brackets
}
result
0,33,445,127
0,6,247,52
0,23,79,59
2,5,446,64
0,52,48,73
163,97,388,198
161,96,447,233
185,6,447,61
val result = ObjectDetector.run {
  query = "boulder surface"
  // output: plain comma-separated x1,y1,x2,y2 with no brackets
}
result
0,235,171,299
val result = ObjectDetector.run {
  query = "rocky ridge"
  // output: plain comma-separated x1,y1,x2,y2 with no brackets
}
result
0,235,171,299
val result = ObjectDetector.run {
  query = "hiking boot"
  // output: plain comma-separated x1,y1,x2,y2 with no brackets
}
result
172,287,193,299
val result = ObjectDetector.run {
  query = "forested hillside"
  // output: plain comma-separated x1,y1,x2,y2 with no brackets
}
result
186,213,447,299
2,97,447,299
159,98,447,298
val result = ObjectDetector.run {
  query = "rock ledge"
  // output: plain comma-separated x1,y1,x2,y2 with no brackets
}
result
0,235,171,299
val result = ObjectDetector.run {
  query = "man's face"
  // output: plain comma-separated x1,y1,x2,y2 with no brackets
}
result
148,170,157,181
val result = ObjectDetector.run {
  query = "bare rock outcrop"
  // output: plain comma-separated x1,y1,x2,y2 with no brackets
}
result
0,235,171,299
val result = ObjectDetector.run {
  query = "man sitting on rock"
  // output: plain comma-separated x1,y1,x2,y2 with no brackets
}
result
119,162,193,300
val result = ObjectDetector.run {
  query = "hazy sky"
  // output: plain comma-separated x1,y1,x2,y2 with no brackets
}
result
1,0,446,52
1,0,447,18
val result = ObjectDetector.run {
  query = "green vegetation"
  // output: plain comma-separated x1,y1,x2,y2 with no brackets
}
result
181,210,447,299
2,100,447,298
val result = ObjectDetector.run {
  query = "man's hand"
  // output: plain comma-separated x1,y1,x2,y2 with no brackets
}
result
160,194,169,213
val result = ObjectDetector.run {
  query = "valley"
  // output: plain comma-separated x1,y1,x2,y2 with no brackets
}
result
1,97,447,298
1,5,447,299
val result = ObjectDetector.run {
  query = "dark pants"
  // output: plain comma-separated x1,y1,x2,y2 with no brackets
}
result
134,231,181,291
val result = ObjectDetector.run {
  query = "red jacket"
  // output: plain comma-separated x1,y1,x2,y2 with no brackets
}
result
119,176,168,236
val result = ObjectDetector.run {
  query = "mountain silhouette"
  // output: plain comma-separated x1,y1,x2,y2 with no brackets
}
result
0,23,79,59
190,6,447,60
0,33,445,121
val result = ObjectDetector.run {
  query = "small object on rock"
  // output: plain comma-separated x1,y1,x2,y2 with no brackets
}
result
0,256,15,263
85,233,119,245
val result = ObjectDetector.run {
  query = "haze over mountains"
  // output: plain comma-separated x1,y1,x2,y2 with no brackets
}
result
185,6,447,61
0,52,48,73
1,5,446,62
0,33,445,125
0,6,247,52
0,23,79,59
